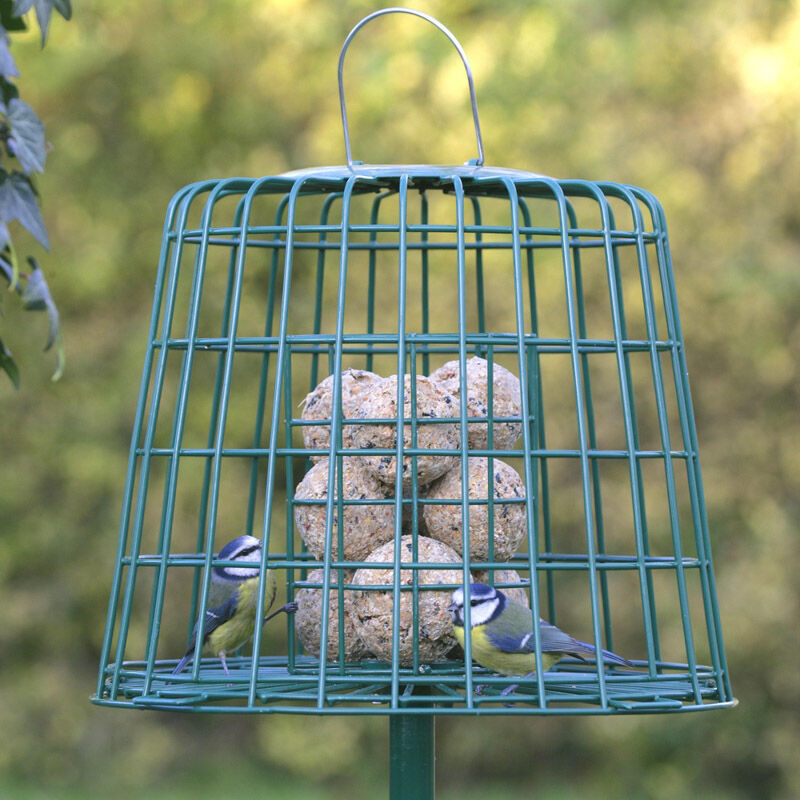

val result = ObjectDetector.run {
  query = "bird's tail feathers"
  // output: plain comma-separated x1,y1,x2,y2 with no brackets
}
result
598,646,634,668
172,650,193,675
572,639,634,669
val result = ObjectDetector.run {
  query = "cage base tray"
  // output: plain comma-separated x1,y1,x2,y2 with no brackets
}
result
93,656,735,715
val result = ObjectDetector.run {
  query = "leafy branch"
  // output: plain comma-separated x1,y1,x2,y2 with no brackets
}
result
0,0,71,387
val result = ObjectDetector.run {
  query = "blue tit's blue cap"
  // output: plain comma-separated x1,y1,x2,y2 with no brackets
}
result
217,534,262,561
468,583,499,599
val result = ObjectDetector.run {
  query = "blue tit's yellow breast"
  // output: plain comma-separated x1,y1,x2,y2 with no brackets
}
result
204,571,277,658
457,623,560,677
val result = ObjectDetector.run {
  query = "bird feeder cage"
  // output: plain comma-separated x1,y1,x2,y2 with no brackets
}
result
94,6,734,740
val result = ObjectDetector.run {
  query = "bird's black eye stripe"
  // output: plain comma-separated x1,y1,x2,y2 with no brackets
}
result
234,545,260,559
470,599,480,606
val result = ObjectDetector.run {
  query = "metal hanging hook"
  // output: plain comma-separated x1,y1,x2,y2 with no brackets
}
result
337,7,485,167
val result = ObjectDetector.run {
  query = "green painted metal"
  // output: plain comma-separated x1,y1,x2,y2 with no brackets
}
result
93,9,734,719
92,163,735,715
391,712,435,800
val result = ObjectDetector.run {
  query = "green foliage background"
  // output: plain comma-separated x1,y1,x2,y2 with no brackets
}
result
1,0,799,797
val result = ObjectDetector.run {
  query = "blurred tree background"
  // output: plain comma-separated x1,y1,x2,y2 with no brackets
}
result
1,0,798,798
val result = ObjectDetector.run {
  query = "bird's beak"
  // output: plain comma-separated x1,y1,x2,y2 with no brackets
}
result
447,602,457,613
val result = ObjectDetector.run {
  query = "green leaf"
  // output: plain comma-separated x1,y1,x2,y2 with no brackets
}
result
18,257,63,381
0,231,20,289
9,1,55,45
0,254,63,382
0,254,14,289
49,328,63,380
0,35,20,77
0,335,20,387
32,0,50,45
52,0,70,20
0,76,19,104
0,171,49,248
21,256,58,351
0,2,27,31
11,1,33,16
5,98,46,172
6,97,46,171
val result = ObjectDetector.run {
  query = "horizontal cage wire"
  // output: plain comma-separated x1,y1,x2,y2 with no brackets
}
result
92,165,734,715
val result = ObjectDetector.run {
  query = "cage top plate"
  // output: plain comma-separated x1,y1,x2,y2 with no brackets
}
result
280,163,550,182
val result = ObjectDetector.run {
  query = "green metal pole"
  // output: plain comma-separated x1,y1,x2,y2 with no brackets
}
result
390,713,435,800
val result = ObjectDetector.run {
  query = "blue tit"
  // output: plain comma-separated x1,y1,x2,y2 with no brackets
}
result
172,534,294,676
448,583,633,688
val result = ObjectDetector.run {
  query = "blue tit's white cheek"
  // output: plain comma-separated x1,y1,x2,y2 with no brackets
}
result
226,566,261,579
466,597,500,627
214,565,261,582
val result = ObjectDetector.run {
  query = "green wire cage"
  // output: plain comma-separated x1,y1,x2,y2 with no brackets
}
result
93,5,734,741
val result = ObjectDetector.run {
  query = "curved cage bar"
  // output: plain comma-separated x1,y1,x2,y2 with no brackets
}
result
93,164,734,714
